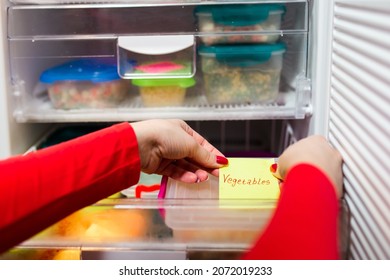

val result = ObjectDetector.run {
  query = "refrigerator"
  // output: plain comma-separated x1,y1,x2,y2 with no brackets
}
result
0,0,389,260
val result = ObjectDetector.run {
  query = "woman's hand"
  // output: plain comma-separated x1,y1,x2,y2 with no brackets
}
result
274,135,343,198
131,119,228,183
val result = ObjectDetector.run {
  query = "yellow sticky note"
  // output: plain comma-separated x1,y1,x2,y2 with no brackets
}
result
219,158,280,200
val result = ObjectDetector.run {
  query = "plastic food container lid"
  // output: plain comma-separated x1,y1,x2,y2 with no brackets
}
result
195,4,286,26
132,77,196,88
198,43,286,66
40,59,123,84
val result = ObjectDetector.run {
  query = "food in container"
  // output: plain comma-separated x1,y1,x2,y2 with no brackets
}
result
198,43,286,105
132,77,196,107
46,206,150,242
161,176,276,243
39,59,129,109
134,61,191,76
195,4,285,45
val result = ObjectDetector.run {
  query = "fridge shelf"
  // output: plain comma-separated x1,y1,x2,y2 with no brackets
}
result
0,196,349,260
14,91,312,122
0,198,277,260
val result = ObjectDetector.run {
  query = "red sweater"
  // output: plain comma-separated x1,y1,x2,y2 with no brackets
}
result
0,123,339,259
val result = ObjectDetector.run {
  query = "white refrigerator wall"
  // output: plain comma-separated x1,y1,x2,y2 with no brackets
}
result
0,1,49,158
0,0,389,259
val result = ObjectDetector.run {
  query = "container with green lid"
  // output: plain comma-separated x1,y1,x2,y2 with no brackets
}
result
132,77,196,107
198,43,286,105
195,4,286,45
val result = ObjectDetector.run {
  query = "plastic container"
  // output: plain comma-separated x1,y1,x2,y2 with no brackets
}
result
121,172,162,198
40,59,129,109
132,77,196,107
195,4,285,45
161,176,276,243
198,43,286,105
118,35,195,79
34,206,152,244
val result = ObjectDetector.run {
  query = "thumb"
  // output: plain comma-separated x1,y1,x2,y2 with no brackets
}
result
189,141,229,169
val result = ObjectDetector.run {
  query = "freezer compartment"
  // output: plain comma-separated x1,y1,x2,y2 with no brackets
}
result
9,33,309,121
0,198,350,260
0,198,276,259
7,1,310,121
1,120,350,259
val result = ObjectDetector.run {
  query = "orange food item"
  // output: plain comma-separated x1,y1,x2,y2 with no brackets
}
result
51,207,150,241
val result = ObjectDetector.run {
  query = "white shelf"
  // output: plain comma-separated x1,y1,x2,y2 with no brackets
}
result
14,91,312,122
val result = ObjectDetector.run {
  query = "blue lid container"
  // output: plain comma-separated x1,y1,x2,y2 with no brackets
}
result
40,59,130,110
40,59,121,84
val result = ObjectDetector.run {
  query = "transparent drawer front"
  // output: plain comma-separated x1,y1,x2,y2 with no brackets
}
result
0,197,350,260
8,3,307,38
10,34,310,121
2,199,277,257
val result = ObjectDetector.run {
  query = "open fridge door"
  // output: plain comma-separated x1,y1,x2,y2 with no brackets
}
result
326,0,390,259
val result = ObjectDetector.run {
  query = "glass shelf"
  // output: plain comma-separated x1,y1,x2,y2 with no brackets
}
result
14,90,312,122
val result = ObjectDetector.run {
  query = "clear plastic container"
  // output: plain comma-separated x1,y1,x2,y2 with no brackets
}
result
132,77,196,107
198,43,286,105
195,4,285,45
118,35,195,79
39,59,129,109
161,176,276,243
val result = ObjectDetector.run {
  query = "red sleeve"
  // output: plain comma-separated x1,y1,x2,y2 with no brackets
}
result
0,122,141,253
242,164,340,260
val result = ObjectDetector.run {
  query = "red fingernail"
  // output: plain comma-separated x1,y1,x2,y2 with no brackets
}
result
270,163,278,173
216,156,229,165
